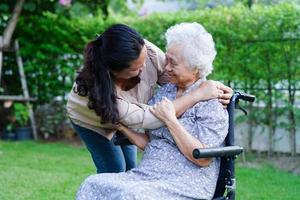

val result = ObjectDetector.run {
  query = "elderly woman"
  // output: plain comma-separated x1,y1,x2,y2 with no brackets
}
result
68,24,232,174
76,22,228,200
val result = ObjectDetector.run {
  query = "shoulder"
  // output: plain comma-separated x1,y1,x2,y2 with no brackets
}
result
144,39,165,61
195,99,228,120
155,83,175,97
148,83,175,105
144,39,162,54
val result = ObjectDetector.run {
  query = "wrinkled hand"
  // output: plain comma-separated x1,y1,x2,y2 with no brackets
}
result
198,80,233,107
215,81,233,106
150,97,177,123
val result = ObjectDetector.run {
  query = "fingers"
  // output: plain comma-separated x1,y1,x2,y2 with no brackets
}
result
218,83,233,94
218,93,232,100
217,89,224,97
150,107,155,114
150,102,161,114
158,97,171,106
111,123,123,131
162,97,172,105
219,98,230,105
150,97,171,112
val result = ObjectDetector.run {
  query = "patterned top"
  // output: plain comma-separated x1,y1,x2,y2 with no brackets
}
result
76,78,229,200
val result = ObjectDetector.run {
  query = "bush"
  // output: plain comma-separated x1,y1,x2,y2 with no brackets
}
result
4,4,297,104
34,100,70,139
1,4,299,148
13,103,30,127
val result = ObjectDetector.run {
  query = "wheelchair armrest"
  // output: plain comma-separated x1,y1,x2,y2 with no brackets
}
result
193,146,243,159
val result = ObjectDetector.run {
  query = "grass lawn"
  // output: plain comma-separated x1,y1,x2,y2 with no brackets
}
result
0,141,299,200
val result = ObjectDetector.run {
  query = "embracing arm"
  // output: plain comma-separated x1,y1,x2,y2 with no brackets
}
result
119,81,231,130
116,124,149,151
173,80,232,116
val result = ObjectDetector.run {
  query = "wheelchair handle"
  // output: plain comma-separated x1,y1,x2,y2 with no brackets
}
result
193,146,243,159
234,92,255,103
229,92,255,116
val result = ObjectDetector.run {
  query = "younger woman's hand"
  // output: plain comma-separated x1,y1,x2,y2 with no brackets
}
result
198,80,233,107
216,81,233,106
111,123,124,132
197,80,219,100
150,97,177,123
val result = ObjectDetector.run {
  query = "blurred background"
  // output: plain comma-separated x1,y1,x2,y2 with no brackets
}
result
0,0,299,199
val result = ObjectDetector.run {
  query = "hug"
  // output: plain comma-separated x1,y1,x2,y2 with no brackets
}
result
70,22,229,200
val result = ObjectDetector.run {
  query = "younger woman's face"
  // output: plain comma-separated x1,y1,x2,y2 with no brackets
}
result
113,46,147,80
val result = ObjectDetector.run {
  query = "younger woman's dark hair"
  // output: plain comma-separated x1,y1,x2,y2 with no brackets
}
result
74,24,145,124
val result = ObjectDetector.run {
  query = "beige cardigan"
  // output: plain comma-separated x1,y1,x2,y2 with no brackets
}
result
67,40,169,139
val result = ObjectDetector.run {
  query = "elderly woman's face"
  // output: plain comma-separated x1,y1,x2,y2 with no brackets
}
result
165,44,198,86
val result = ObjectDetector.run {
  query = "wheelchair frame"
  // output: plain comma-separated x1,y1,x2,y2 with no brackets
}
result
193,92,255,200
113,92,255,200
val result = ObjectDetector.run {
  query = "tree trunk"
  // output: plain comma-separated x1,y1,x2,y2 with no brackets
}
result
265,51,275,158
99,0,109,19
287,77,296,157
289,109,296,156
247,102,254,152
284,46,297,156
2,0,25,49
247,80,256,153
267,83,273,158
247,0,255,8
287,71,296,157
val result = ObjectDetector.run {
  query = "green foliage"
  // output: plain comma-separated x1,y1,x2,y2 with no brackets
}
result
9,3,299,101
0,0,110,18
0,3,299,140
13,103,30,127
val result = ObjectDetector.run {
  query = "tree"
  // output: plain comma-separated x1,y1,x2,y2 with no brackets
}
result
1,0,25,49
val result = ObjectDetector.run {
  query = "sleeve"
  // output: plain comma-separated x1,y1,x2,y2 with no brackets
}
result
194,99,229,147
144,40,170,85
117,98,164,130
148,83,171,106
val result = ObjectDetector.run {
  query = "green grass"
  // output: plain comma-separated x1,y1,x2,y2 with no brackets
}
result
0,141,94,200
0,141,299,200
237,164,300,200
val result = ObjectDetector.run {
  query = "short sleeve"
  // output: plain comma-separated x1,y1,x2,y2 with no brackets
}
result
117,98,164,130
148,83,173,106
144,40,170,85
194,99,229,147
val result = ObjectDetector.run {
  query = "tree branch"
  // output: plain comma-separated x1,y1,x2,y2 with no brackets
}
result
2,0,25,49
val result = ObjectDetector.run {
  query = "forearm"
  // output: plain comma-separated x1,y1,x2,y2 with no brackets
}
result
117,125,149,151
165,119,212,167
172,91,199,117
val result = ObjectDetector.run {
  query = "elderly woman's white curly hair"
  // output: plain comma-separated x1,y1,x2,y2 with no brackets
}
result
165,22,216,78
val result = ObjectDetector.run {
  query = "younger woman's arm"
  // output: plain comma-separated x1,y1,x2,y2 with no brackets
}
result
116,124,149,151
118,80,231,130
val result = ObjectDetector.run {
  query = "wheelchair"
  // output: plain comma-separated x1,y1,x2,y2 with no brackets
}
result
113,92,255,200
